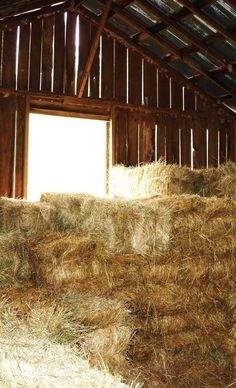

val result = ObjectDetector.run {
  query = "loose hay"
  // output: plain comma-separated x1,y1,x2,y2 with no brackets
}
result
40,193,173,255
0,197,57,235
0,299,129,388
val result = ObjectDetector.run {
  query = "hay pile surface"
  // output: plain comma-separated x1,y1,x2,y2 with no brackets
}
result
109,161,201,198
110,161,236,200
0,194,235,387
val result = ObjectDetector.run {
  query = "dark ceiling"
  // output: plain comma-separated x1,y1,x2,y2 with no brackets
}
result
1,0,236,112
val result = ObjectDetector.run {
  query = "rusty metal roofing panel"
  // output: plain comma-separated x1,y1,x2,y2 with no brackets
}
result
109,14,140,37
139,36,169,57
196,78,227,98
126,3,158,28
159,27,189,48
82,0,104,16
202,1,236,29
214,72,236,91
212,39,236,62
180,14,216,39
170,58,197,78
188,52,220,71
147,0,182,15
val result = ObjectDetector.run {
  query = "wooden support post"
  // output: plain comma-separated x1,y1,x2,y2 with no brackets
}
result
77,0,112,98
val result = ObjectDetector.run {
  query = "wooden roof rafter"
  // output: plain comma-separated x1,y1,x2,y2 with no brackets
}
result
135,0,231,69
74,4,235,118
97,0,236,100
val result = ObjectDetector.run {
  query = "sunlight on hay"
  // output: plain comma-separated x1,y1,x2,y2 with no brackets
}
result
109,161,202,199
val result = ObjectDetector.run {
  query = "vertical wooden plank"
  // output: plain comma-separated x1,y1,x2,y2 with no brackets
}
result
166,115,179,164
139,113,155,164
18,24,30,90
112,108,128,165
181,117,192,167
0,96,16,197
0,30,3,87
157,114,166,160
115,41,127,103
15,96,27,198
144,61,157,108
184,88,195,111
79,16,90,98
54,12,65,94
41,15,54,92
101,33,114,99
29,19,42,90
171,79,183,110
2,28,17,88
219,120,227,164
65,12,77,95
193,118,206,168
208,116,219,167
127,111,138,166
158,71,170,108
128,50,142,105
89,24,100,99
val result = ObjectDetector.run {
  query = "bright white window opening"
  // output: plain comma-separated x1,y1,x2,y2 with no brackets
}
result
27,113,108,201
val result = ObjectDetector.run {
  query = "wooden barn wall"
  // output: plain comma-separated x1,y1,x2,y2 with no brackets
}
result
0,11,235,198
112,108,236,168
0,95,27,197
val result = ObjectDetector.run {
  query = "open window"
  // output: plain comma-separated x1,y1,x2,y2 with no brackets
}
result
27,113,110,201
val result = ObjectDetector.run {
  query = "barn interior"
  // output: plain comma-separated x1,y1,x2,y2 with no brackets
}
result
0,0,236,387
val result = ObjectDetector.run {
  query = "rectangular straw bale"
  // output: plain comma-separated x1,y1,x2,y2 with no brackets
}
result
109,161,201,199
0,197,57,235
142,194,236,255
40,193,173,255
26,232,105,287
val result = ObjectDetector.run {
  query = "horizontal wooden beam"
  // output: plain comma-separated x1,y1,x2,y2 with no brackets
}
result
0,86,234,119
178,0,236,45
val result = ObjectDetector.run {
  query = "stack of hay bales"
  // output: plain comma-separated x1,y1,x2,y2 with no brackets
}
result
0,191,235,387
109,160,236,200
39,193,236,387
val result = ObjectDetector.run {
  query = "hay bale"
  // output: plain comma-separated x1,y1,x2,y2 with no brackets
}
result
109,161,202,199
40,193,173,255
142,194,236,255
200,162,236,200
0,197,57,235
0,232,32,287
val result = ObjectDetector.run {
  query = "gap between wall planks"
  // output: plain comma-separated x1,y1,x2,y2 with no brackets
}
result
112,106,236,168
